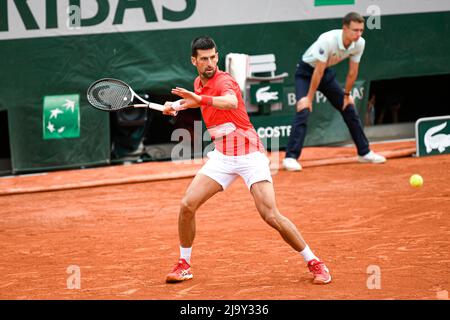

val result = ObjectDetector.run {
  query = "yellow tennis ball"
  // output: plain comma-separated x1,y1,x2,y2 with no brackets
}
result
409,174,423,188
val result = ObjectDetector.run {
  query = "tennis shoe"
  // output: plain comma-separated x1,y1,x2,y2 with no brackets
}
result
282,158,302,171
307,259,332,284
358,151,386,164
166,258,193,283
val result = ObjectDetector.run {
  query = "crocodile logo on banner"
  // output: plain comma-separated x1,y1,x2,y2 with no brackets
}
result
256,86,279,103
424,122,450,153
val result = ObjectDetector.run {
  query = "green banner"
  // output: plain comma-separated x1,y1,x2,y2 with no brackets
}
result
315,0,355,6
43,94,80,139
415,116,450,157
2,11,450,172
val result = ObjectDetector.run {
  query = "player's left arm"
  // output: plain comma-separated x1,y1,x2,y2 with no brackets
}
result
171,86,238,110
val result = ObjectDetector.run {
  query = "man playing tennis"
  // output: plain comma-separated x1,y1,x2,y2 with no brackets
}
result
163,36,331,285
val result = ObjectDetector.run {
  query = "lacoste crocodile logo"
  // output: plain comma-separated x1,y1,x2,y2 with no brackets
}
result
424,122,450,153
256,86,278,103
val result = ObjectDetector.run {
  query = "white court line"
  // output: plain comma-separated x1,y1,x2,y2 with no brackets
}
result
0,172,48,179
339,138,415,147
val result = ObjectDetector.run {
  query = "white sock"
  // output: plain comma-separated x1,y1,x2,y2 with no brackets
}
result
180,246,192,264
300,245,320,263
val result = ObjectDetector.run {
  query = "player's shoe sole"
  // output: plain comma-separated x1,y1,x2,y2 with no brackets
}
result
313,274,332,284
166,273,193,283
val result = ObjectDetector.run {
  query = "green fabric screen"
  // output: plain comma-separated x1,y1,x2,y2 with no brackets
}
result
0,11,449,172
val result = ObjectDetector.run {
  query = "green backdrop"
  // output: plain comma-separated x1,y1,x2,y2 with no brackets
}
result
1,11,449,172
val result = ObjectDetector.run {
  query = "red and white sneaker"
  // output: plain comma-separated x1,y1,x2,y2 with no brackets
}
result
307,259,332,284
166,258,193,283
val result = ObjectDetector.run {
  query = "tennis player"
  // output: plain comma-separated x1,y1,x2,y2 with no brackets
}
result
163,36,331,285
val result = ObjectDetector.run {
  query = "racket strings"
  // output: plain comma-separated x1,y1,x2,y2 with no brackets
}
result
88,81,133,110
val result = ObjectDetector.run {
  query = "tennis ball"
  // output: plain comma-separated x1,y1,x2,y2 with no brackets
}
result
409,174,423,188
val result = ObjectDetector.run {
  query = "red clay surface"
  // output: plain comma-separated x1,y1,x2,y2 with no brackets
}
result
1,142,449,300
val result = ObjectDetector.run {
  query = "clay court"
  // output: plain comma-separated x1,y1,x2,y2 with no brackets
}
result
0,141,449,300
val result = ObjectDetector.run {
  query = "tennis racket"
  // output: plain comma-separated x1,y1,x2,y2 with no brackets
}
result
86,78,182,112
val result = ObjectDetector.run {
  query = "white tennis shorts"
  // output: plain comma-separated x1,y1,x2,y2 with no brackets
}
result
198,149,273,190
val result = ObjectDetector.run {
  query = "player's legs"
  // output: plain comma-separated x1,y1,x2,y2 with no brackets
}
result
179,150,237,250
241,152,305,250
179,173,223,248
167,150,238,283
250,180,331,284
250,180,307,251
166,173,222,283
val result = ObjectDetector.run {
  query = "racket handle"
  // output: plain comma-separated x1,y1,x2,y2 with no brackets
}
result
148,103,164,111
133,103,164,111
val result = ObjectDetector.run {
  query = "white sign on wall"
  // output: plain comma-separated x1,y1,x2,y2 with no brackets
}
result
1,0,449,40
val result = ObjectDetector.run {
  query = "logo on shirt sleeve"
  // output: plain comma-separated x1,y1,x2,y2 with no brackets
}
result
319,48,325,55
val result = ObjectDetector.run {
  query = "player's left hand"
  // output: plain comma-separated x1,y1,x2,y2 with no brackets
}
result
343,95,355,110
171,87,201,108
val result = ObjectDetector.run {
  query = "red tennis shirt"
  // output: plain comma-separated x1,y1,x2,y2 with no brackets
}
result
194,69,264,156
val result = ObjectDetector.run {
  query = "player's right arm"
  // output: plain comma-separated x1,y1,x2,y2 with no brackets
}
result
297,61,327,112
